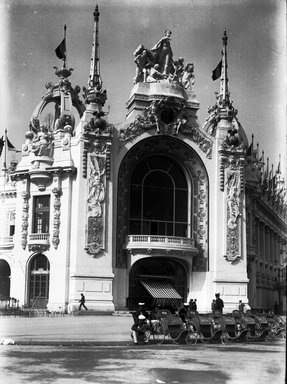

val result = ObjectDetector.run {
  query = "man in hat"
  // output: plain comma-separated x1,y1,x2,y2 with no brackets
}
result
135,302,150,320
214,293,224,314
131,314,150,344
179,302,189,323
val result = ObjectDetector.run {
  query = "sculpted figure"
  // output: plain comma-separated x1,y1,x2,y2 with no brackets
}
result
172,57,185,82
146,64,167,82
150,30,174,75
203,105,219,135
133,46,154,84
30,126,53,157
182,63,195,89
88,157,105,217
226,173,241,229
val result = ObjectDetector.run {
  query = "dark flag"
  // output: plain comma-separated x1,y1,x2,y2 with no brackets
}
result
246,142,252,156
55,38,66,59
212,60,222,81
0,136,4,156
7,137,16,151
7,137,20,152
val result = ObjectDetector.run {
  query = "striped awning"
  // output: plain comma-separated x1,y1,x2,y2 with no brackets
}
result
140,280,182,300
127,280,183,309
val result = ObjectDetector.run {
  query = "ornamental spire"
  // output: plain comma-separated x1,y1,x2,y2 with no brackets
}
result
88,5,101,89
219,29,230,104
83,4,107,106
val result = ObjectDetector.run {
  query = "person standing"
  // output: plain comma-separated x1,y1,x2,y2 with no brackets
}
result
191,299,197,311
214,293,224,314
79,293,88,311
238,300,244,312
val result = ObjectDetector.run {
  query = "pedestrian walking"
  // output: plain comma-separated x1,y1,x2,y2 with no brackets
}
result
79,293,88,310
214,293,224,314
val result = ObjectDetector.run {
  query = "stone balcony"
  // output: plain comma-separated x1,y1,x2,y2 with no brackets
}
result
0,236,14,250
124,234,198,257
27,233,50,253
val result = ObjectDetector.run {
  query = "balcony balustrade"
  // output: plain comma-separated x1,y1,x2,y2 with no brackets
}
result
28,233,50,253
125,234,197,256
0,236,14,250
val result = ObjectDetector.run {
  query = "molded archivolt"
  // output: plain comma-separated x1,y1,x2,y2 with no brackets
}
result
116,136,209,271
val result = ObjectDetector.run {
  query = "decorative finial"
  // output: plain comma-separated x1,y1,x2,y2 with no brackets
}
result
83,4,107,106
219,29,230,104
222,29,227,46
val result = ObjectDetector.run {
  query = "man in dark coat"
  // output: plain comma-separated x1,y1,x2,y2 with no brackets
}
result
79,293,88,311
214,293,224,314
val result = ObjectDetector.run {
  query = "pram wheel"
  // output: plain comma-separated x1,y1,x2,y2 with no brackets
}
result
152,321,166,344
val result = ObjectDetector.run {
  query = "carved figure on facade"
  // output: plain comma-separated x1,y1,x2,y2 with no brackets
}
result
171,57,185,82
146,64,168,83
55,114,75,133
86,154,106,256
52,187,62,249
133,46,154,84
226,172,241,229
25,117,54,157
30,127,54,157
202,104,220,135
224,169,242,263
133,31,198,87
84,110,112,136
21,191,30,250
87,157,106,218
150,30,174,75
119,97,213,158
181,63,195,89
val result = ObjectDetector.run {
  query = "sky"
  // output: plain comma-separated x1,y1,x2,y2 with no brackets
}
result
0,0,286,176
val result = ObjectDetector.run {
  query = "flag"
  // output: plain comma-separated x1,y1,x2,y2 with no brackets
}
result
246,142,252,156
276,160,281,174
6,137,20,152
0,136,4,156
55,38,66,60
212,60,222,81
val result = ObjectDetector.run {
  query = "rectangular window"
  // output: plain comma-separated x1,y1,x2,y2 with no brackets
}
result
33,196,50,234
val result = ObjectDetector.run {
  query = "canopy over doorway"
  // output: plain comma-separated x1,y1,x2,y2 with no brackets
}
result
127,280,183,310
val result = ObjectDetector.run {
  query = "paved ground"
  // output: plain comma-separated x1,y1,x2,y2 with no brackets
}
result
0,342,285,384
0,315,285,384
0,315,132,344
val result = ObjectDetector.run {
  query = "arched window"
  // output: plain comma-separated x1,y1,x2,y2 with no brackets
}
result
0,260,11,299
28,254,50,308
129,155,189,237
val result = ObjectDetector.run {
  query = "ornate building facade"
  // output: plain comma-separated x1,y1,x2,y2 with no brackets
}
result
0,7,286,313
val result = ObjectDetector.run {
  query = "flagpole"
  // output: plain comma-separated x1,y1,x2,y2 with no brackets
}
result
3,129,7,171
63,24,67,69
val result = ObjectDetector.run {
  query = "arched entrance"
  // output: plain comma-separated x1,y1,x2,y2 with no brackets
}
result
28,254,50,309
128,257,187,309
0,260,11,299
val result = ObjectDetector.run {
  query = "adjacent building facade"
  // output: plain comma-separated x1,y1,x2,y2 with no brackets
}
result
0,7,286,314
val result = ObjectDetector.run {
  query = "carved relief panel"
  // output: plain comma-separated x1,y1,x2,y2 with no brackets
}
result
85,149,107,256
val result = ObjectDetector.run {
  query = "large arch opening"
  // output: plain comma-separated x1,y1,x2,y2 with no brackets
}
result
116,136,209,272
0,260,11,299
28,254,50,309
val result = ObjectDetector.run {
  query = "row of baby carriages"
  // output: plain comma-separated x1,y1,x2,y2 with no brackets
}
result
131,308,286,345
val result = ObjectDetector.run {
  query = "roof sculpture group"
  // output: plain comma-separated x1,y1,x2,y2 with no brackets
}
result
133,30,195,89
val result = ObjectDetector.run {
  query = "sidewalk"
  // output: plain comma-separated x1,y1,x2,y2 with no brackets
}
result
0,314,134,346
